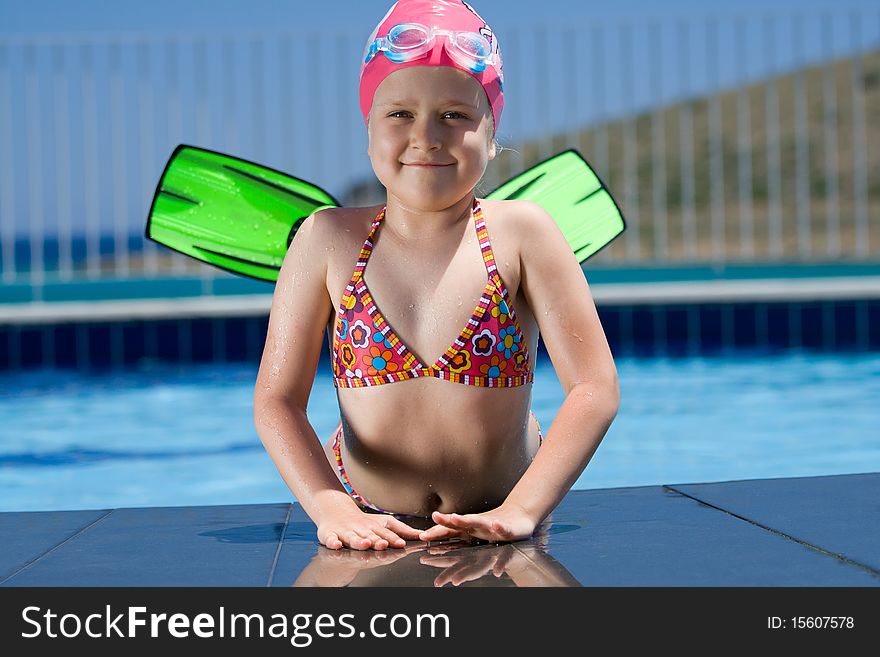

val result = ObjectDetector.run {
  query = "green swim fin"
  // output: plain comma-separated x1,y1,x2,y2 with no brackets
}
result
486,149,626,264
146,145,340,282
146,144,625,282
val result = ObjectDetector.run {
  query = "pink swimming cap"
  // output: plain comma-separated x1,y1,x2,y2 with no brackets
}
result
359,0,504,132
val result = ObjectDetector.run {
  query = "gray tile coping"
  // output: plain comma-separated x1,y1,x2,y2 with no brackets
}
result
1,474,878,587
671,472,880,574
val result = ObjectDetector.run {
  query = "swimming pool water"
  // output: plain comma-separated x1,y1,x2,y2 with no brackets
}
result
1,351,879,513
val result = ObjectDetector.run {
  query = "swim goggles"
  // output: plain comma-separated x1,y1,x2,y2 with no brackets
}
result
363,22,499,74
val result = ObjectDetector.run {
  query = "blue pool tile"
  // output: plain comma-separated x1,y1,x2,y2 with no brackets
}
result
852,302,869,350
732,304,757,348
615,306,633,356
597,307,623,356
121,322,146,366
251,318,270,362
51,323,78,368
663,305,691,356
86,324,113,368
8,327,24,370
212,319,227,364
18,326,44,368
0,327,10,369
720,304,736,350
787,303,803,349
618,307,635,356
799,303,824,349
243,317,263,361
686,306,702,356
868,301,880,349
74,324,90,369
822,302,837,351
651,306,667,354
224,318,249,361
753,303,769,349
177,321,193,364
698,305,724,353
156,321,181,361
42,327,57,367
112,324,126,367
207,319,224,362
190,319,215,363
631,307,659,357
6,326,22,369
143,322,159,362
766,303,791,349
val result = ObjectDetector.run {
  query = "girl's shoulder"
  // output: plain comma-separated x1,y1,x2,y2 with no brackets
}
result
478,197,543,221
311,204,383,226
308,204,384,244
309,204,385,274
478,197,565,269
477,197,549,240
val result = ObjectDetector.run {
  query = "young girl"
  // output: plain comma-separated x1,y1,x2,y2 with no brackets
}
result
254,0,619,551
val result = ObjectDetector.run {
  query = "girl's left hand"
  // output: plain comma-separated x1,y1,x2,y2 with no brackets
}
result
417,503,537,543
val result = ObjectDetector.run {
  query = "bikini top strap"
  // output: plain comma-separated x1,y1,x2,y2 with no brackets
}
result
352,206,386,280
472,199,500,282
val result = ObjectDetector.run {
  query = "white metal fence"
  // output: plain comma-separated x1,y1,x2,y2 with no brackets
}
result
1,9,878,295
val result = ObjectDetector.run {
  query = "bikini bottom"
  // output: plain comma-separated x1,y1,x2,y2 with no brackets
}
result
332,410,544,515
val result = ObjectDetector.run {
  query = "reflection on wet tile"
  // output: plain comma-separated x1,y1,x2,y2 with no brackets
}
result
287,523,582,587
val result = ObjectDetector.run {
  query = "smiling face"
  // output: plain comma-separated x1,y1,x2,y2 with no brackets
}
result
367,66,497,210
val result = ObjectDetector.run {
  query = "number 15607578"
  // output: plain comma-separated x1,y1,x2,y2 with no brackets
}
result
768,616,854,629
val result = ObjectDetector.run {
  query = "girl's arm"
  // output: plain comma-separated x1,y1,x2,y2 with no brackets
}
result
420,201,620,543
254,209,421,550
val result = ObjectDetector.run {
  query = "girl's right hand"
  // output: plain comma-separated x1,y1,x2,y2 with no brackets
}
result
316,507,423,550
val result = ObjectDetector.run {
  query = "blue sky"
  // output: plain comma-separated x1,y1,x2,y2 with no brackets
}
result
3,0,876,35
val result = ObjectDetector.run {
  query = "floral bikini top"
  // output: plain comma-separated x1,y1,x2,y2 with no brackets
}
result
332,200,533,389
